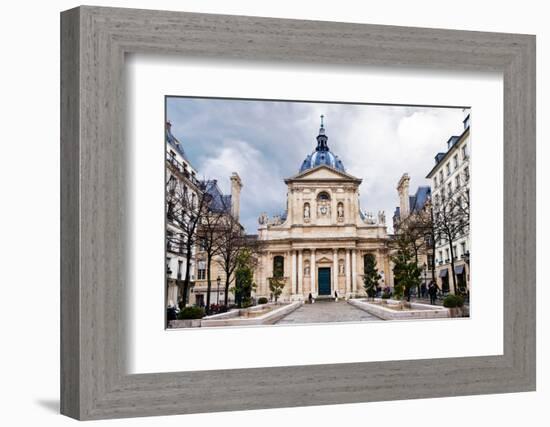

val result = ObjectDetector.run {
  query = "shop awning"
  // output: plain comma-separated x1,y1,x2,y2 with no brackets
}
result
439,269,448,278
455,265,465,275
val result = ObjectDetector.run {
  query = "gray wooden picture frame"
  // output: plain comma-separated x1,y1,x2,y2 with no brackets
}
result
60,5,536,421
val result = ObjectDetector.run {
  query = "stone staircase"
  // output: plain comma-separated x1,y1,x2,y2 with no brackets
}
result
315,295,336,302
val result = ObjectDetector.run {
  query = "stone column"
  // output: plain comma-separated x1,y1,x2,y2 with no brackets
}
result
264,253,269,296
291,250,297,296
298,250,303,295
285,251,290,277
351,249,357,295
333,249,339,296
345,249,351,297
384,252,393,288
310,249,316,296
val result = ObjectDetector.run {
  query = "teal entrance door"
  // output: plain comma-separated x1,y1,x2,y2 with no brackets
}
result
318,267,331,295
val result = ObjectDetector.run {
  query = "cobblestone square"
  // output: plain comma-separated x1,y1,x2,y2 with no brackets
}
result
275,300,382,324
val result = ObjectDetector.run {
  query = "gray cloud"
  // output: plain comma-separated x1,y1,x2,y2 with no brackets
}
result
167,97,466,233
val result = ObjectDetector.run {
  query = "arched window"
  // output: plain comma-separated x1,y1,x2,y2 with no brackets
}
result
317,191,330,201
273,255,284,278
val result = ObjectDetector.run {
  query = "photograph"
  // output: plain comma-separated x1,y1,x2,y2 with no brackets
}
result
165,97,471,328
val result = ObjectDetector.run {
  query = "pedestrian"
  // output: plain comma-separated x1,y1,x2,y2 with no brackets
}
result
308,293,313,304
428,281,437,305
421,283,427,298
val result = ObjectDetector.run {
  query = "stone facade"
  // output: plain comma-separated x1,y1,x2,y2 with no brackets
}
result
393,173,434,290
254,122,391,302
427,111,471,294
165,121,201,308
191,175,243,307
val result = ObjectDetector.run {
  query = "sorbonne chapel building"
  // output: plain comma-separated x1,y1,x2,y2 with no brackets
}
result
253,118,393,301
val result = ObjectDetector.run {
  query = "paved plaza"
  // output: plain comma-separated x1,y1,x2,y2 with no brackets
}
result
275,300,382,325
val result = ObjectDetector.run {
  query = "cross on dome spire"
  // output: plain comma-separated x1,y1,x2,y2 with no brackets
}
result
299,115,346,173
316,114,328,150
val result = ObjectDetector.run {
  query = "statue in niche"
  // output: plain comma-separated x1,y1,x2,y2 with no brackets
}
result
337,203,344,220
339,260,345,275
304,264,310,276
304,203,310,219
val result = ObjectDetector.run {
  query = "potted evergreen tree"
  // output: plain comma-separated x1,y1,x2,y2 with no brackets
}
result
363,254,381,301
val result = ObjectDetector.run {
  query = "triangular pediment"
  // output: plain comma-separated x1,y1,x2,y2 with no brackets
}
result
285,165,361,183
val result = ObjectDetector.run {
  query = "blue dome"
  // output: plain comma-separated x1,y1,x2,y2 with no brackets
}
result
299,116,345,173
300,150,345,173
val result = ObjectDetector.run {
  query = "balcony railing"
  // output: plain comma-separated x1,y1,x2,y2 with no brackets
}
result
166,242,186,255
166,152,201,186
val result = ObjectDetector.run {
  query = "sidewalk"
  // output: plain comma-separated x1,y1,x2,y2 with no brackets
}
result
409,296,470,308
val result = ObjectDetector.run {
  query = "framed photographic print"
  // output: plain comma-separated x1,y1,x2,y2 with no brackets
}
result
163,96,473,328
61,6,536,420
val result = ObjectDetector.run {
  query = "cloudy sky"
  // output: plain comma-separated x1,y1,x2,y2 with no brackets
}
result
167,97,467,234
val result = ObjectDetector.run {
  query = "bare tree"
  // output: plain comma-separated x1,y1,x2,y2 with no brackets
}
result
217,219,264,307
166,176,209,307
426,200,437,286
393,207,433,296
196,198,226,312
405,200,437,286
432,186,470,294
215,213,245,307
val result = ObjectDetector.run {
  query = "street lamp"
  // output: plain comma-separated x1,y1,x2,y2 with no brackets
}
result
461,250,470,297
216,276,221,305
423,262,427,298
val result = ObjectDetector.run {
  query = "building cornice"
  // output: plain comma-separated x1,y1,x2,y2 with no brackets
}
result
259,236,390,246
426,126,470,179
284,164,362,184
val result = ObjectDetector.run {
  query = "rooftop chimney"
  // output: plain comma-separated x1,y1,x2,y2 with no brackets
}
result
397,173,411,219
230,173,243,220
